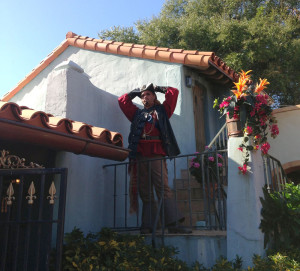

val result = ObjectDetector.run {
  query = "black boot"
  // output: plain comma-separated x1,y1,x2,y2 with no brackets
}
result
163,198,185,225
164,198,192,234
140,202,160,234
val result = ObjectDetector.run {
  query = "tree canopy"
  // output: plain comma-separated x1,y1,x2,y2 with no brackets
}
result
99,0,300,106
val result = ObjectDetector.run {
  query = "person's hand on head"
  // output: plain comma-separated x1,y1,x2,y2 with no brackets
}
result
128,88,141,100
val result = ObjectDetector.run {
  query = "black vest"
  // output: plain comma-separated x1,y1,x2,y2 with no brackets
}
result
128,104,180,159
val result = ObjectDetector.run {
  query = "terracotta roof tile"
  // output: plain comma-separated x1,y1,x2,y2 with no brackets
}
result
95,42,109,52
2,31,239,102
131,47,144,58
118,46,132,56
0,101,129,161
106,44,121,54
143,49,157,60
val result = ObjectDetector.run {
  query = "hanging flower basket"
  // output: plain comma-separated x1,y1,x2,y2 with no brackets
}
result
226,114,243,137
213,70,279,175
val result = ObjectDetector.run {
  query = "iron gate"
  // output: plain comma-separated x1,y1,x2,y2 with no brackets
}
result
0,166,67,271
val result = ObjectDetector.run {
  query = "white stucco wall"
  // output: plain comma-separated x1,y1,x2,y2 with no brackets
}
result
268,106,300,168
7,47,223,233
227,138,265,268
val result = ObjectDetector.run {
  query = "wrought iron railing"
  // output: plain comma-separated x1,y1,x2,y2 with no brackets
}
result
207,123,228,150
103,150,227,246
263,154,289,193
0,167,67,271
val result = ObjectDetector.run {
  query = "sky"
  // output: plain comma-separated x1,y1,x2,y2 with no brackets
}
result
0,0,166,98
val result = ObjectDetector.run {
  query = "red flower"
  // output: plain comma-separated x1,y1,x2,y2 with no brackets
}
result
238,163,248,175
245,126,253,135
261,142,270,155
271,124,279,137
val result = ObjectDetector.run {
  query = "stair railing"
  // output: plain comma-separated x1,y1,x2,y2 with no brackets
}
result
207,123,228,150
263,154,289,193
103,150,228,246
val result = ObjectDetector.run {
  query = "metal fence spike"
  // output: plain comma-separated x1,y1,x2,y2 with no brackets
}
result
6,182,15,205
26,181,37,204
47,181,57,204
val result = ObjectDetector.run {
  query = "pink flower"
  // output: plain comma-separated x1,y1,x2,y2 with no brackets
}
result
255,94,268,105
271,124,279,137
261,142,270,155
233,113,239,119
238,163,248,175
217,163,223,167
194,162,200,168
245,126,253,135
219,100,229,109
217,154,223,160
208,157,214,162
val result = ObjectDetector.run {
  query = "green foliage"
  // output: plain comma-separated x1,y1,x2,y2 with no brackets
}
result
98,26,140,43
211,255,243,270
260,183,300,250
210,253,300,271
60,227,300,270
62,227,193,270
98,0,300,106
250,252,300,271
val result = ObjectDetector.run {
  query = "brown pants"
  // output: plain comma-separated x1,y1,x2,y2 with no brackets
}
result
135,154,172,203
130,154,183,229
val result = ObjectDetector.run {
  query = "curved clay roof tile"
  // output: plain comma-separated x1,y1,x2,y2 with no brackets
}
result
95,129,112,143
48,117,75,134
111,132,123,147
72,123,94,139
0,102,23,121
20,109,50,127
0,101,128,160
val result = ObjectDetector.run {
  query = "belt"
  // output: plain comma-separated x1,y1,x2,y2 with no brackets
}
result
140,135,161,140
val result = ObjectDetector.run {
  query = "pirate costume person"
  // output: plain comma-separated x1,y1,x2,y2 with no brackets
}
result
118,83,192,234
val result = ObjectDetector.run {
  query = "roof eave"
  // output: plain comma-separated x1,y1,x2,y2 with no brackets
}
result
0,118,129,161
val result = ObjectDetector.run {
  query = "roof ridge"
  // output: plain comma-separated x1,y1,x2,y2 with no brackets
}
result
66,31,214,56
2,31,238,102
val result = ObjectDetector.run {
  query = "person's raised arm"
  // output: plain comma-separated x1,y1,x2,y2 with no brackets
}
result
118,88,140,122
155,86,179,118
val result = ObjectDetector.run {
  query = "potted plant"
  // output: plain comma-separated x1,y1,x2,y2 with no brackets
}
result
190,148,225,180
213,70,279,174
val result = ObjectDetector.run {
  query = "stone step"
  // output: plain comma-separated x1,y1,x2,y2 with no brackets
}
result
174,178,200,189
177,199,204,212
177,199,215,212
180,168,191,179
175,187,204,200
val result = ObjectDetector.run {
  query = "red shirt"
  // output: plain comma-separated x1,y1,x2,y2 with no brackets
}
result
118,87,179,157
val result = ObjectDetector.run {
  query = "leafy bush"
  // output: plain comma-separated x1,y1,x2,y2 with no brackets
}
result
210,252,300,271
62,227,195,271
60,227,300,270
260,183,300,250
211,255,242,271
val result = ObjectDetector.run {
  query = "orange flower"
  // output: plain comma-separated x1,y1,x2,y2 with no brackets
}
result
232,70,252,99
239,70,252,81
255,78,270,94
